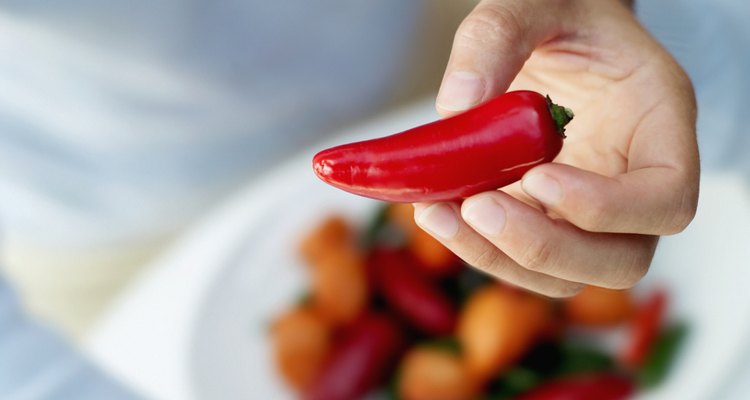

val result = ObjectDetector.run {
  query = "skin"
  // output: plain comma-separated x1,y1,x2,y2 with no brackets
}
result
413,0,699,297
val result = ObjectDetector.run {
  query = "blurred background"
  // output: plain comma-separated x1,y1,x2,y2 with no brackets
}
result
0,0,474,339
1,1,750,399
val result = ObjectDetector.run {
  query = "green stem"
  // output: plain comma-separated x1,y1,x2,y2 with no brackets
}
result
546,95,574,138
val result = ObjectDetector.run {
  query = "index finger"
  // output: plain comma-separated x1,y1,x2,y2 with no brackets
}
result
521,163,697,235
436,0,569,116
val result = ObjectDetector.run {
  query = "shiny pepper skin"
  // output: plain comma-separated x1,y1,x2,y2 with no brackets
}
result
313,90,572,203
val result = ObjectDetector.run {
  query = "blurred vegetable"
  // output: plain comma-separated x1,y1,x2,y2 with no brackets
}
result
512,342,565,378
271,307,331,391
398,346,477,400
443,267,494,305
306,313,404,400
421,337,462,354
514,373,634,400
410,228,462,277
564,286,633,327
638,323,688,388
387,202,418,236
311,247,368,325
361,202,396,248
388,203,460,278
458,285,552,382
370,248,457,335
277,209,683,399
555,345,616,377
487,343,616,399
620,289,667,368
299,215,354,265
486,367,543,400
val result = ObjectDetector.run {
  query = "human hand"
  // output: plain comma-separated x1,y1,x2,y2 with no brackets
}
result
414,0,699,297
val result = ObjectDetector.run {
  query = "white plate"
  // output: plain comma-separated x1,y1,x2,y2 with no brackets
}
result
86,99,750,400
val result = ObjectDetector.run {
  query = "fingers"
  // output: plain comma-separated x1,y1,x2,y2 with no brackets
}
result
413,202,584,298
436,0,569,116
460,191,659,289
520,163,698,235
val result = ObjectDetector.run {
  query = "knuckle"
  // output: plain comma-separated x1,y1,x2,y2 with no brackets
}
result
672,64,697,109
612,246,653,289
620,262,650,289
520,239,556,273
466,248,505,276
664,187,698,234
665,208,694,234
599,235,657,290
577,195,611,232
456,6,521,48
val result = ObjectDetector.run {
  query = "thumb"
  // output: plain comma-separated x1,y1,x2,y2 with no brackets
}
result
436,0,569,117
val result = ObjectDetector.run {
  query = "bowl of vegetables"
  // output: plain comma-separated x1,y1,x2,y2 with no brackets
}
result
87,100,750,400
268,203,685,400
187,103,750,400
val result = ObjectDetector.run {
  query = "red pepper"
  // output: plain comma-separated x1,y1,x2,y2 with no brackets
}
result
515,373,635,400
620,288,668,368
313,91,572,202
369,248,457,336
305,313,404,400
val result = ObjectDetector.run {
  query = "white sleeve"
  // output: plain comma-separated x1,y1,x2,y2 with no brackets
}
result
0,277,139,400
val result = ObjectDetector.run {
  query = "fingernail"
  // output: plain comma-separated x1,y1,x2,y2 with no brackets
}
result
437,71,485,111
522,173,563,205
416,203,459,239
462,196,506,235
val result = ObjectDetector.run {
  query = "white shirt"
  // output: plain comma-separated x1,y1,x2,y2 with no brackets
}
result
0,1,419,249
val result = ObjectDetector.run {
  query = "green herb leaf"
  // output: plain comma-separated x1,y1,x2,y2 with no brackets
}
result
638,322,688,388
485,367,543,400
421,337,462,354
556,344,615,376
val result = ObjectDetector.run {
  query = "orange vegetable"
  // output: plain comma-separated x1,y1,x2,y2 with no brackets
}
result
564,286,634,327
299,215,354,265
387,203,459,277
272,307,332,391
398,346,477,400
387,203,418,236
457,285,551,382
310,247,368,325
410,228,461,277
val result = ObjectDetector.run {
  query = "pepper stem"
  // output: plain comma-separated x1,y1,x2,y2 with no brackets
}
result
546,95,574,138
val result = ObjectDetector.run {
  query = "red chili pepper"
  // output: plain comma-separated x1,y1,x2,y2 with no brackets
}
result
620,288,668,368
514,373,635,400
305,313,404,400
369,248,457,336
313,91,572,202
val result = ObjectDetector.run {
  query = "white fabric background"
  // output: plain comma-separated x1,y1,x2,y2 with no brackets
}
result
0,1,420,249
